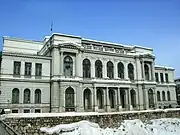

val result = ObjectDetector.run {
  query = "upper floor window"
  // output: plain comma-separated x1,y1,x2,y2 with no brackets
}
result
13,61,21,75
167,91,171,101
157,91,161,101
107,61,114,79
155,73,159,82
118,62,124,79
160,73,164,83
95,60,102,78
165,73,169,83
35,63,42,76
144,64,149,80
162,91,166,101
128,63,134,80
64,56,73,76
12,88,19,104
83,59,91,78
25,62,32,76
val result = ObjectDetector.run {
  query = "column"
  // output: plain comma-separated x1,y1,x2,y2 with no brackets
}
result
114,88,118,110
135,58,142,80
51,82,60,112
52,48,60,77
91,59,95,78
125,89,129,110
76,84,84,112
103,61,107,78
106,87,110,112
21,61,25,76
151,61,155,81
128,89,133,110
31,62,35,79
124,62,129,80
76,51,82,77
93,87,98,112
144,89,149,110
118,88,122,111
141,61,145,80
59,85,65,112
114,61,118,79
60,51,63,76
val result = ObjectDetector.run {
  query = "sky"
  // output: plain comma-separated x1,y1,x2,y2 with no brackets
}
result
0,0,180,77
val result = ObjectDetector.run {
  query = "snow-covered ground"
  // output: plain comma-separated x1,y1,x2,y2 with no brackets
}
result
40,118,180,135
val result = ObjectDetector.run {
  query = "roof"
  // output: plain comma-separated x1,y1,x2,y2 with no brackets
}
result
155,65,175,70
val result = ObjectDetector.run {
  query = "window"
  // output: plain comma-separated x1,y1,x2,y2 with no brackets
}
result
35,109,41,113
167,91,171,101
157,91,161,101
13,61,21,75
107,61,114,79
128,63,134,80
162,91,166,101
35,63,42,76
65,87,75,111
95,60,102,78
35,89,41,104
160,73,164,83
118,62,124,79
83,59,91,78
12,88,19,104
64,56,73,76
24,89,30,103
25,62,32,76
144,64,149,80
148,89,154,108
24,109,30,113
165,73,169,83
155,73,159,82
12,110,18,113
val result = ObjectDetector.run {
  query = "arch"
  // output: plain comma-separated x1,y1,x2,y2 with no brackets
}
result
35,89,41,104
109,89,115,108
130,89,136,108
12,88,19,104
97,89,104,109
162,91,166,101
128,63,134,80
167,91,171,101
65,87,75,111
118,62,124,79
95,60,103,78
64,56,73,76
120,89,126,108
83,59,91,78
157,91,161,101
83,88,91,110
24,89,30,104
107,61,114,79
144,64,150,80
148,89,154,108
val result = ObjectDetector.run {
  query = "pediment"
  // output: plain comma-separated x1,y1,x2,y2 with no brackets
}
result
59,41,84,50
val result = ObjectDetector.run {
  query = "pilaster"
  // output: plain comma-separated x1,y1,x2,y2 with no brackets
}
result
51,82,60,112
60,51,63,76
114,61,118,79
106,87,110,112
103,61,107,78
93,87,98,112
91,59,95,78
124,62,129,80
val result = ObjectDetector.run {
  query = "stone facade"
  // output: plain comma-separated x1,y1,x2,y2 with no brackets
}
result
0,33,177,113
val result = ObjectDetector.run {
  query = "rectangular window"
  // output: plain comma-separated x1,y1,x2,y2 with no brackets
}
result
12,109,18,113
24,109,30,113
160,73,164,83
25,62,32,76
35,63,42,76
35,109,41,113
13,61,21,75
155,73,159,82
165,73,169,83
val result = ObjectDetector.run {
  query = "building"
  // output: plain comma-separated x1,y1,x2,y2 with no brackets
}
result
0,33,177,113
175,78,180,105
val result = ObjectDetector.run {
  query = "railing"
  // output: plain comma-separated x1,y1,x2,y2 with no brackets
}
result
0,120,19,135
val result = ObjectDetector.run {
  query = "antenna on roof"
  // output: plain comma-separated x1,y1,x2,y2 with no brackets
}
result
50,22,53,33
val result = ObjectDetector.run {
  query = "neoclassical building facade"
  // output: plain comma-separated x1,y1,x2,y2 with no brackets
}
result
0,33,177,113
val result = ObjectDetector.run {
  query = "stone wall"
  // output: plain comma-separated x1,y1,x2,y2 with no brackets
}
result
2,109,180,135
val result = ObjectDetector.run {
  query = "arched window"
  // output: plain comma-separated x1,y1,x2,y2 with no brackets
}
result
167,91,171,101
83,89,91,110
148,89,154,108
97,89,104,109
128,63,134,80
144,64,150,80
107,61,114,79
109,89,115,108
120,89,126,108
95,60,102,78
64,56,73,76
130,89,136,108
24,89,30,104
12,88,19,104
162,91,166,101
35,89,41,104
118,62,124,79
65,87,75,111
157,91,161,101
83,59,91,78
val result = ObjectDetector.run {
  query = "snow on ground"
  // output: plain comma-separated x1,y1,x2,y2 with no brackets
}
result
40,118,180,135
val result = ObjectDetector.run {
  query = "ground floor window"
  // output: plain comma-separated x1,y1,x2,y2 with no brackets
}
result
35,109,41,113
12,109,18,113
24,109,30,113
